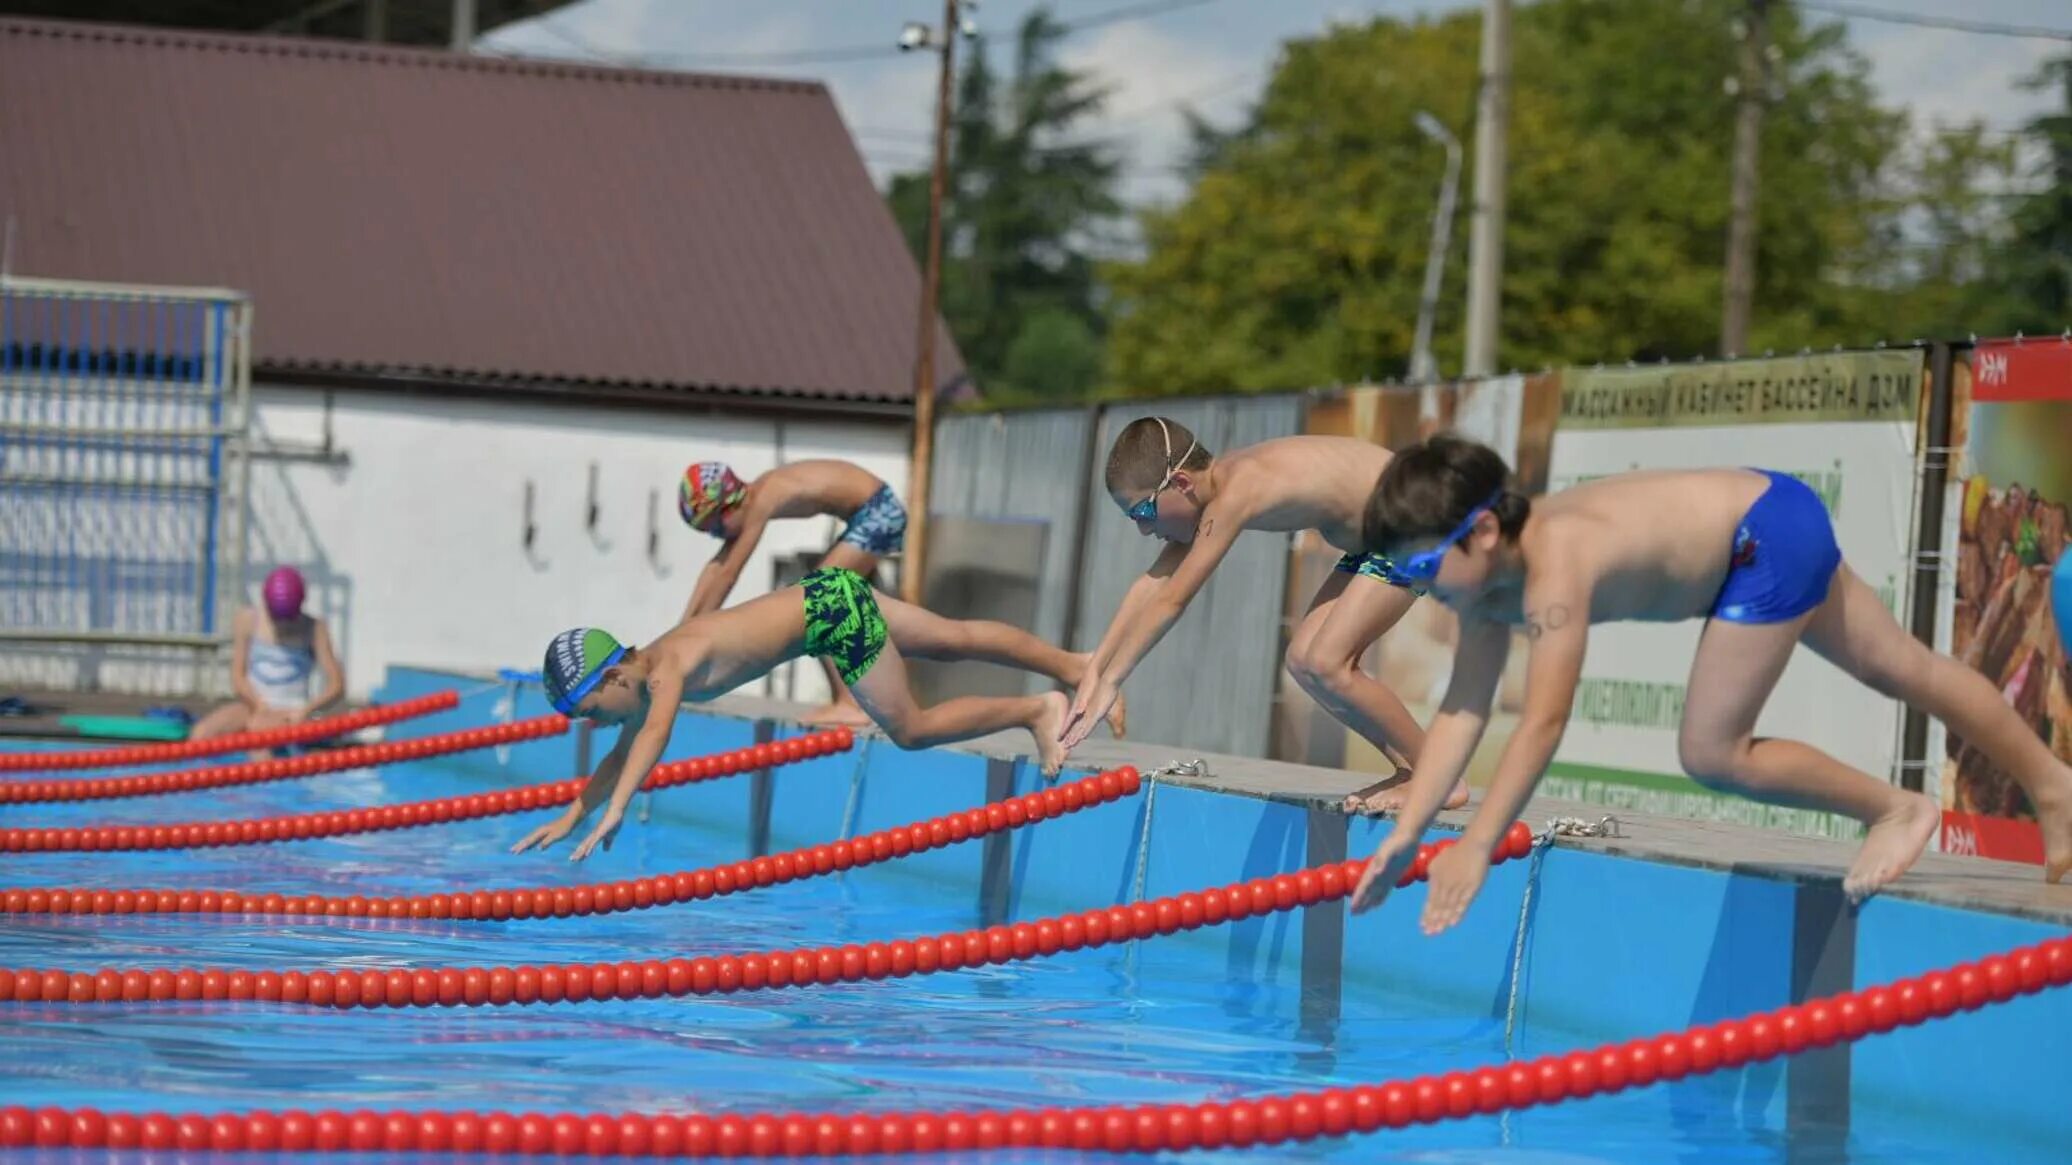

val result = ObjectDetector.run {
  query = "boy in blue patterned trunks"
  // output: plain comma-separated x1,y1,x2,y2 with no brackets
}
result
678,459,909,726
1063,418,1451,814
512,567,1071,862
1349,434,2072,932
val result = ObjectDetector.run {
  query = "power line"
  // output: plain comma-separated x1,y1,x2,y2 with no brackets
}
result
515,0,1239,70
1797,1,2072,42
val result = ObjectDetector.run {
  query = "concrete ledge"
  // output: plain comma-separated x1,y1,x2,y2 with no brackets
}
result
396,667,2072,927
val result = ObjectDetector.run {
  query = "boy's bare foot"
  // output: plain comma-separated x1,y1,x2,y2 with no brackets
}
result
1031,691,1070,778
2034,771,2072,885
802,700,872,728
1341,771,1468,816
1105,691,1128,740
1843,792,1939,903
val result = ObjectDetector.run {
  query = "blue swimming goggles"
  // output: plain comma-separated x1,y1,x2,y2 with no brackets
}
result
1125,418,1198,523
1391,489,1505,584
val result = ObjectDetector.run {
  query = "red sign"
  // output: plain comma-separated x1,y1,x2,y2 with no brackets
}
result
1941,809,2044,865
1970,340,2072,403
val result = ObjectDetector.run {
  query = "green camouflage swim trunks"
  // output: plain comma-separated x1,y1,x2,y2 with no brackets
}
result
800,566,888,685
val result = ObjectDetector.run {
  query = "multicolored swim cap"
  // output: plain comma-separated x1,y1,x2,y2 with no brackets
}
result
262,566,306,620
542,628,627,716
679,461,746,535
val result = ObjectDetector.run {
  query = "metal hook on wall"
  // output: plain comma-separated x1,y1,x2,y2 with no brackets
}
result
586,462,601,532
647,488,662,566
522,480,537,552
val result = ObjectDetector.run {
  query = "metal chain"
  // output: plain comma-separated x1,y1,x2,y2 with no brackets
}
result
1539,814,1622,841
837,737,874,843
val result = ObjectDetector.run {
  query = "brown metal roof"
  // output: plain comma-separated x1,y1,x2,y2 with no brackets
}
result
0,17,959,407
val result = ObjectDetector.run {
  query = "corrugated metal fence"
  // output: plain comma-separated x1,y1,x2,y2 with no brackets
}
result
932,395,1304,757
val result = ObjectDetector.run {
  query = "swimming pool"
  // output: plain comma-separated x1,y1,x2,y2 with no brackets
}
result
1,668,2067,1162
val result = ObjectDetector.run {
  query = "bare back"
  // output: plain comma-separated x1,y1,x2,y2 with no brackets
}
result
1489,468,1773,626
645,587,810,702
1211,436,1394,552
752,460,885,522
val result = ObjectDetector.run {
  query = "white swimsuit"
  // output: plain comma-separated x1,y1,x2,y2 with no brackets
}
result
247,630,315,711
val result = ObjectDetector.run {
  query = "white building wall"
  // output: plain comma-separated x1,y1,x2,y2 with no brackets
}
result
241,386,908,701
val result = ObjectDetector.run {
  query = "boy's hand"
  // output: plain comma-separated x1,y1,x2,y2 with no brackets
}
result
1060,674,1120,750
568,805,627,863
1419,843,1489,935
1349,835,1419,915
509,810,579,855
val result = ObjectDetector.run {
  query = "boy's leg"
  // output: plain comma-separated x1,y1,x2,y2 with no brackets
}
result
1801,564,2072,883
876,591,1124,737
1680,595,1938,900
799,543,883,726
1285,569,1435,813
847,636,1070,775
187,700,252,742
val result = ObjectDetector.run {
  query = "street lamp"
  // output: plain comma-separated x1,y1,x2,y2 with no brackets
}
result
1409,110,1461,395
898,0,976,604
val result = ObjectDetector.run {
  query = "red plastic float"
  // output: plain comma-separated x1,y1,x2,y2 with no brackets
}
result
0,691,460,774
0,729,853,856
0,713,569,810
1,888,2064,1156
0,751,1112,921
0,814,1522,1009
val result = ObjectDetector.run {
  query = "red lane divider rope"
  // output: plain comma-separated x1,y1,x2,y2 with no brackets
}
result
0,714,570,811
0,729,853,857
5,887,2065,1156
0,811,1509,1010
0,692,461,774
1,750,1108,922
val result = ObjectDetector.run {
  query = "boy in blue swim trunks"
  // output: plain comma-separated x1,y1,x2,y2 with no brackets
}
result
511,567,1070,862
1349,434,2072,931
677,458,912,726
1062,418,1442,813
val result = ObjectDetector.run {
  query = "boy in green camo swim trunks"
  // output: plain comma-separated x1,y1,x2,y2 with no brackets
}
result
512,566,1071,862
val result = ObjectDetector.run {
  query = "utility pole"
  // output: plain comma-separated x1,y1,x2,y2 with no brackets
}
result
901,0,961,604
1721,0,1771,357
1462,0,1510,378
449,0,476,52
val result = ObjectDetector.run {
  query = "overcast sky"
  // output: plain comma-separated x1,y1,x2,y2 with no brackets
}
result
480,0,2069,208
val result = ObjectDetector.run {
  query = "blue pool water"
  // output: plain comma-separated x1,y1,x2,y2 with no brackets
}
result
0,720,2057,1164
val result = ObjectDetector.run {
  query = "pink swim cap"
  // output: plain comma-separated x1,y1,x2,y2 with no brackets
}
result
263,567,306,620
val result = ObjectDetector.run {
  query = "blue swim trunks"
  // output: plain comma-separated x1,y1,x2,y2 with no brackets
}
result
1710,470,1842,624
838,484,907,556
1333,551,1425,595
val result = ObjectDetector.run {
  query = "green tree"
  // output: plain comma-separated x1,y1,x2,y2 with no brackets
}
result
1996,53,2072,332
1103,0,1918,395
887,9,1120,403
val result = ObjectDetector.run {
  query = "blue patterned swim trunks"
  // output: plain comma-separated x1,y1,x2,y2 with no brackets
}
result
1333,551,1425,595
838,484,907,556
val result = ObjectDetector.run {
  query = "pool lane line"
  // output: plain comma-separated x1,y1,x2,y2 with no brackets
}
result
0,712,570,811
7,848,2064,1156
0,805,1513,1010
0,691,461,775
0,758,1122,929
0,729,853,860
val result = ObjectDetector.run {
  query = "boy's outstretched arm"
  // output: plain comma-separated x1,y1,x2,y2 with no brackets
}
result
1062,515,1246,748
566,667,688,862
1418,579,1590,936
1081,541,1186,679
680,510,769,623
509,731,632,855
1350,618,1508,914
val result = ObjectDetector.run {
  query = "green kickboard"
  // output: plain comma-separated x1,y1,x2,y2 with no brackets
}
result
55,715,189,742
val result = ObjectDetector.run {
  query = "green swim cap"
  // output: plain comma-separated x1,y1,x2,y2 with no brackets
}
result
543,627,626,716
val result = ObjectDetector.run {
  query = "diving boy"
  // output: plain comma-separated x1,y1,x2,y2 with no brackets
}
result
1060,417,1451,814
677,459,907,726
511,567,1069,862
1349,434,2072,934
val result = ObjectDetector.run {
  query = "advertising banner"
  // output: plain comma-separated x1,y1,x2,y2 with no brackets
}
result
1539,351,1927,838
1940,339,2072,865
